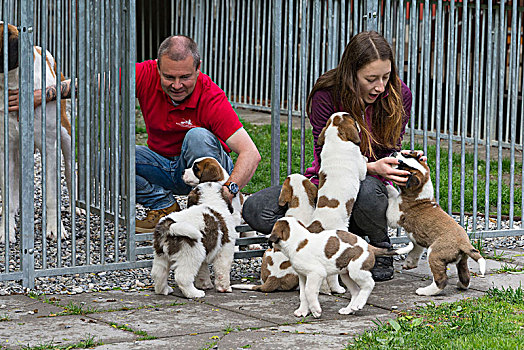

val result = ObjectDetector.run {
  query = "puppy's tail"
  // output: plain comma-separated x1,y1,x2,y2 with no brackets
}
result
463,245,486,277
371,242,414,257
168,222,202,241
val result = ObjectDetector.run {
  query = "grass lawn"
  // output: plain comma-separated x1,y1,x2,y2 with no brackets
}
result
345,286,524,349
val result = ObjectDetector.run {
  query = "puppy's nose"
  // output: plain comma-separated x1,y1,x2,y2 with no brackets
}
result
391,151,398,157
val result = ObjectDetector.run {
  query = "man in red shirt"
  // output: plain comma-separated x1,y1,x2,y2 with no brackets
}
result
133,35,260,232
9,35,261,233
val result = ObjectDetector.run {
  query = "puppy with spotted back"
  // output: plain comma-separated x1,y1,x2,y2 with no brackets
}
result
269,217,412,318
307,112,367,294
151,181,240,299
386,151,486,296
231,174,317,292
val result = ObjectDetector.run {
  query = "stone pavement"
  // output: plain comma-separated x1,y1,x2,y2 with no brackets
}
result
0,249,522,350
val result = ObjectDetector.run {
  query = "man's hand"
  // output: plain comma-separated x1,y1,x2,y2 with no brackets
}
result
7,89,44,112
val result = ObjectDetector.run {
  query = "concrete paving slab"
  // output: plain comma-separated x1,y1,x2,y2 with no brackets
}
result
94,334,222,350
89,299,272,338
218,328,350,350
0,295,64,321
48,289,185,311
0,314,135,350
485,248,524,266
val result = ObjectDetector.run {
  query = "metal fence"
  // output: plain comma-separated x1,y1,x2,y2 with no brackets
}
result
1,0,137,288
1,0,523,288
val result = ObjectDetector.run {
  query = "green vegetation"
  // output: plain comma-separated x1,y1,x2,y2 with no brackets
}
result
20,335,100,350
345,286,524,349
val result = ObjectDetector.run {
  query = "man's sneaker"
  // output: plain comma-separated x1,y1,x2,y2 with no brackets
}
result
136,202,181,233
370,256,394,282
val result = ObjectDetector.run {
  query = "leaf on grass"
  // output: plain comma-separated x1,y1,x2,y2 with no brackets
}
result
389,319,401,332
412,318,424,327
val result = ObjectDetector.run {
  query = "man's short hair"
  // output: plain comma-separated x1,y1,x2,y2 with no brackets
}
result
157,35,201,69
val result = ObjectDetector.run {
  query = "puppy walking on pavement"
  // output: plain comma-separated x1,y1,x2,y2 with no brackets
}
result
386,151,486,296
269,217,412,318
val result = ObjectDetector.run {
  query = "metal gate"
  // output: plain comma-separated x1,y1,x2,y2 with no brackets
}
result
1,0,137,289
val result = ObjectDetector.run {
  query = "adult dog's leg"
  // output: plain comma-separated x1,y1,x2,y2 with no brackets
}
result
3,139,20,244
294,274,310,317
212,242,235,293
151,252,173,295
338,273,360,314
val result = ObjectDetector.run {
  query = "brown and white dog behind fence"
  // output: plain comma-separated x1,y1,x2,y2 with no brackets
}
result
306,112,368,294
386,151,486,296
269,217,412,318
0,22,75,243
231,173,317,293
151,181,240,299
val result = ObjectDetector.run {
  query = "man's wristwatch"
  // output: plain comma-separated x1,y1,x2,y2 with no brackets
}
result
224,181,239,197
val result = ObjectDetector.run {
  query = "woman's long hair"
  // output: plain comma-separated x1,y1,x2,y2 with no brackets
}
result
306,31,404,159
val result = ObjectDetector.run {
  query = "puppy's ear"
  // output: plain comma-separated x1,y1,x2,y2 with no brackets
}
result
317,118,332,147
338,115,361,144
302,178,318,207
278,178,292,206
199,160,222,183
270,220,290,242
405,173,421,189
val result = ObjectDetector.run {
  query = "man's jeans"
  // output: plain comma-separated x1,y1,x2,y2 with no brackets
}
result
136,127,234,210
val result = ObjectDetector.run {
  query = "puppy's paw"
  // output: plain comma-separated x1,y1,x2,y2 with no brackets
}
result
402,263,417,270
294,308,309,318
416,284,442,296
456,281,469,290
310,307,322,319
185,289,206,299
195,279,214,290
156,286,174,295
331,285,346,294
338,307,355,315
216,285,232,293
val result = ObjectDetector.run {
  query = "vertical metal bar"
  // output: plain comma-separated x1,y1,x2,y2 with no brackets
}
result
125,0,137,261
20,0,36,289
459,0,468,226
85,0,92,264
508,0,517,226
55,0,63,267
434,0,443,204
384,0,391,41
486,5,496,227
265,1,272,109
366,0,378,31
472,0,481,231
99,0,106,264
312,0,320,87
70,0,77,266
254,0,261,109
286,0,293,175
397,0,405,80
2,0,11,269
409,0,418,148
422,0,430,154
446,2,457,214
271,0,281,185
40,0,48,268
300,0,307,174
497,0,505,229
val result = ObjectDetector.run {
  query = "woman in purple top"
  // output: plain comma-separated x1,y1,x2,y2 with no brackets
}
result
243,31,422,281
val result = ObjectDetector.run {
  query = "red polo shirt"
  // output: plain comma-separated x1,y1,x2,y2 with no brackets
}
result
135,60,243,158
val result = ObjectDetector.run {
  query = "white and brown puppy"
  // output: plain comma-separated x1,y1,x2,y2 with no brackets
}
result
269,217,412,318
386,151,486,296
307,112,367,294
307,112,367,233
0,23,74,243
231,174,317,292
151,181,240,299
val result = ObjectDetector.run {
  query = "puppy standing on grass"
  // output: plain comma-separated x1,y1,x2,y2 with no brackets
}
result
231,173,317,292
269,217,412,318
386,151,486,296
151,182,240,299
307,112,368,293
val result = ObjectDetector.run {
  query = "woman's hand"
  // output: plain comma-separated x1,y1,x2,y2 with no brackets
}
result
367,157,411,185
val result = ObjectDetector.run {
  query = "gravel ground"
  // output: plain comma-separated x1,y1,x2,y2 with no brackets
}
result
0,155,523,296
